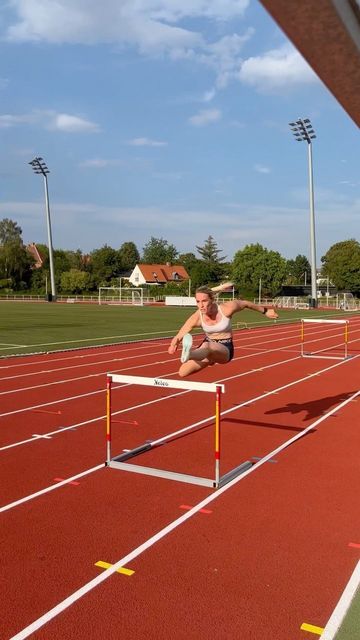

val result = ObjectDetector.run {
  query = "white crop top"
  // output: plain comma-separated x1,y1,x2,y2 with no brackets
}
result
200,305,232,334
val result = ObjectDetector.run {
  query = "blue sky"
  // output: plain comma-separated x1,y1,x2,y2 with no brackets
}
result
0,0,359,264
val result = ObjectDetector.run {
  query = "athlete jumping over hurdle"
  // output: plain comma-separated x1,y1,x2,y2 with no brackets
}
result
168,283,278,377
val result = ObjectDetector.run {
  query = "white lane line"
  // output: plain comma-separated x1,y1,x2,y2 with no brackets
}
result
0,342,27,347
0,357,177,418
0,349,168,383
321,560,360,640
0,465,103,513
0,353,304,450
2,356,358,502
0,341,176,371
0,389,189,453
0,347,298,422
8,388,360,640
0,329,177,351
1,351,358,451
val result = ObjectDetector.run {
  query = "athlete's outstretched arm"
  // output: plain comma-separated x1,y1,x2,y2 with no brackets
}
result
226,299,278,319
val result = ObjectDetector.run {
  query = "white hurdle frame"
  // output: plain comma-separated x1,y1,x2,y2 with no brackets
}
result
300,318,350,360
105,374,252,489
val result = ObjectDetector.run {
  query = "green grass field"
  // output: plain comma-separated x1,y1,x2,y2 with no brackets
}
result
0,301,351,358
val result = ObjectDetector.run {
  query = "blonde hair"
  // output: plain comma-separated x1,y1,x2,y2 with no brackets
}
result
195,286,215,300
195,282,234,300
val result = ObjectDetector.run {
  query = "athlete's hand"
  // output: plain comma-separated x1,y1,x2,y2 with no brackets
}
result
265,308,278,319
168,340,179,354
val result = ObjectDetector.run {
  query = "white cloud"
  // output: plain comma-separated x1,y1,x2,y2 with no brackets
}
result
188,108,221,126
254,164,270,174
200,30,254,89
79,158,123,168
128,137,167,147
4,1,249,48
3,1,254,92
49,113,100,133
0,113,36,128
2,193,359,259
0,109,100,133
239,44,318,92
203,88,216,102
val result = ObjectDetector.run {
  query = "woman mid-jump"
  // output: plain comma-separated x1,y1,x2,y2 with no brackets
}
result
168,283,278,377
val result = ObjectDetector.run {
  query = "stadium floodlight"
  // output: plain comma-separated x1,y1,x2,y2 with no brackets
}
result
288,118,317,308
29,157,56,301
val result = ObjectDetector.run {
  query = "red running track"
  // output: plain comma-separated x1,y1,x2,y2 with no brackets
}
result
1,318,360,639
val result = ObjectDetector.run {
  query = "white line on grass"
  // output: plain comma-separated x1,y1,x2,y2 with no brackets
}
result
8,388,360,640
321,560,360,640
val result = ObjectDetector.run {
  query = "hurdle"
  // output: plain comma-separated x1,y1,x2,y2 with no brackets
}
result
105,374,252,489
300,318,350,360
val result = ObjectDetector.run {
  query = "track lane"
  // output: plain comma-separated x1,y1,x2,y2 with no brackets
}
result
1,321,360,639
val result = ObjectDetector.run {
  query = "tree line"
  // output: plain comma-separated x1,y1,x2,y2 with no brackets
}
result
0,218,359,297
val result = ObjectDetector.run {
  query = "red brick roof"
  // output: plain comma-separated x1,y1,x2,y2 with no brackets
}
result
137,264,189,283
26,243,43,269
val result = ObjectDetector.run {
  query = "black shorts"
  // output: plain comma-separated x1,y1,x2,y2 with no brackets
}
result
203,336,234,362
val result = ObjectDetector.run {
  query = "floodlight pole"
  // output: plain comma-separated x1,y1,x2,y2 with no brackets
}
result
289,118,317,308
29,157,56,301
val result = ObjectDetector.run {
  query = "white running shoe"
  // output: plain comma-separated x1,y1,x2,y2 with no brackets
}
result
181,333,193,363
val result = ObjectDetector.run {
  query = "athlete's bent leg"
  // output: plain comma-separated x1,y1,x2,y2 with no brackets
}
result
178,359,210,377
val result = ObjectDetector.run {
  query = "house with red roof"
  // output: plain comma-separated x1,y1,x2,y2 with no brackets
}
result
128,263,189,287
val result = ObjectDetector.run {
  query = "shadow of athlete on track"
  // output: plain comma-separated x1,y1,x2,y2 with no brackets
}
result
224,417,305,433
264,391,357,421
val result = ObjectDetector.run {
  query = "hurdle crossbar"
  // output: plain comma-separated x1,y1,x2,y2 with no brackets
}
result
105,374,251,489
300,318,350,360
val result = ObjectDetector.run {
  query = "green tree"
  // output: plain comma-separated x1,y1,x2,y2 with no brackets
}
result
0,218,34,287
60,269,91,294
66,249,85,270
232,243,287,297
0,218,23,244
321,239,360,294
142,237,178,264
189,261,223,289
118,241,140,271
178,252,198,273
89,245,122,286
286,255,311,285
196,236,226,263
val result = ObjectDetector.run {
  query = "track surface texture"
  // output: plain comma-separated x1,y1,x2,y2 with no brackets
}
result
1,317,360,639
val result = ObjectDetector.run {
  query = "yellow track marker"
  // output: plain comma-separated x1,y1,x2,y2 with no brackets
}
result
95,561,134,576
300,622,324,635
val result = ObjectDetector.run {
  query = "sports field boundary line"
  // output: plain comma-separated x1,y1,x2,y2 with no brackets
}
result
8,387,360,640
320,560,360,639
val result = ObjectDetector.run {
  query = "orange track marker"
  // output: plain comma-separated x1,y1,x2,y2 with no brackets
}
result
33,409,62,415
54,477,80,486
180,504,212,515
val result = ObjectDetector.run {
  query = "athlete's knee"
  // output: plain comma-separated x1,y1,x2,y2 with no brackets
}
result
178,366,189,378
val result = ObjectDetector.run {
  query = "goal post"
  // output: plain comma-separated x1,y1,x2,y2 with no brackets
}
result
98,287,144,306
105,374,252,489
300,318,350,360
